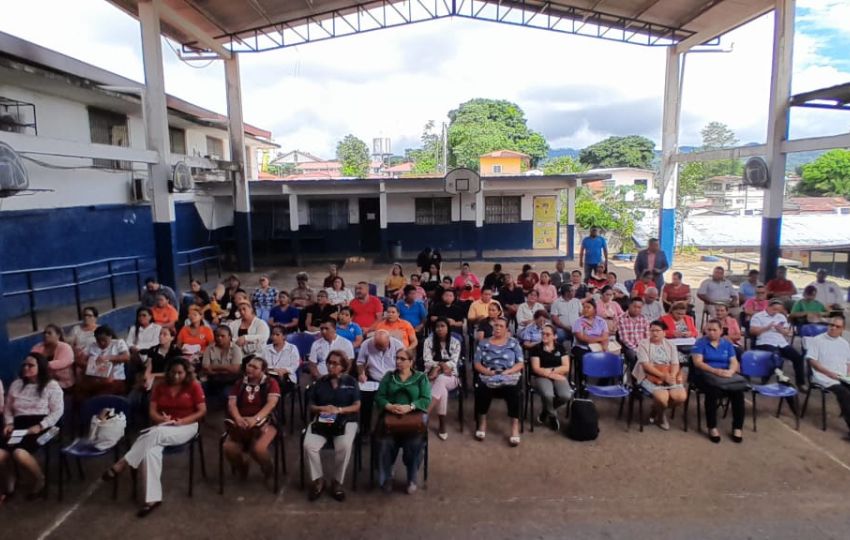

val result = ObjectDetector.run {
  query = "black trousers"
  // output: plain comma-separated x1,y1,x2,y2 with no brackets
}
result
830,383,850,431
474,383,521,419
694,372,745,430
755,344,806,386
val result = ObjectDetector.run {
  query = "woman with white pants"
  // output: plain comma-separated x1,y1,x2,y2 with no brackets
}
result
103,357,206,517
423,318,460,440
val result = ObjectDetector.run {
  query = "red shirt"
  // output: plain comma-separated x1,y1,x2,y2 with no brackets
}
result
151,380,205,420
229,376,281,417
766,278,796,297
350,295,383,329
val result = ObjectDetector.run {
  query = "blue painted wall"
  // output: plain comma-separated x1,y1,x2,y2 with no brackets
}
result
385,221,533,252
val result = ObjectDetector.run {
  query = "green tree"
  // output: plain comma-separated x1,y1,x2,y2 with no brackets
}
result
699,121,743,177
542,156,587,175
336,134,370,177
799,149,850,196
408,121,442,175
447,99,549,170
578,135,655,169
564,187,645,252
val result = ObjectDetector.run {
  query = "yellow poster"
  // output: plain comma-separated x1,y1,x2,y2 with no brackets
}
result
533,196,557,249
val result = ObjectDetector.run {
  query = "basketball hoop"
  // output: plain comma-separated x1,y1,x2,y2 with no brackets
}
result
444,168,481,194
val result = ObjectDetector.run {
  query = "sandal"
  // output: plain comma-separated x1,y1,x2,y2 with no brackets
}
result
437,432,448,441
136,502,161,518
474,430,486,441
509,436,521,447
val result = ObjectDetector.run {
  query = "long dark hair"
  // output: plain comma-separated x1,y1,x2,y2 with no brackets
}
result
429,317,452,356
134,306,153,342
164,356,196,387
20,352,51,395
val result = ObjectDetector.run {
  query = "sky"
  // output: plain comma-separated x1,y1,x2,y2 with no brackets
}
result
2,0,849,159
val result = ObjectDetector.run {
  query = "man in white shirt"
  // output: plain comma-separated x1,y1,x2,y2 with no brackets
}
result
550,284,582,343
806,314,850,434
356,330,405,434
808,269,845,312
751,300,806,389
697,266,738,318
308,321,355,379
642,288,664,322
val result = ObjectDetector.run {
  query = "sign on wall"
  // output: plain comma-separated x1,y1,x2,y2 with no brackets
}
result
533,195,557,249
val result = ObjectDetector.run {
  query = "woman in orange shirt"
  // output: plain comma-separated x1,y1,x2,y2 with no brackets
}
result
177,306,214,354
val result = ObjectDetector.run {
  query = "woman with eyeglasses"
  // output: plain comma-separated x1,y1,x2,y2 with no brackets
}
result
303,350,361,502
632,320,685,430
529,324,572,431
0,353,63,503
228,302,271,356
473,317,524,446
423,318,461,440
69,306,99,367
76,325,131,400
375,349,431,494
103,357,206,517
660,301,698,340
30,324,75,390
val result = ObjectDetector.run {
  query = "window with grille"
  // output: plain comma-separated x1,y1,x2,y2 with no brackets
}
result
492,164,502,173
169,127,187,155
485,196,521,224
309,199,349,230
415,198,452,225
206,136,224,159
88,107,129,169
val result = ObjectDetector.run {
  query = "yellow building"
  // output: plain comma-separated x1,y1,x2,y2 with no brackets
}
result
479,150,531,175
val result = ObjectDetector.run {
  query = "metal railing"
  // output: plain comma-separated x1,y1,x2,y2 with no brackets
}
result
177,245,222,285
2,256,150,333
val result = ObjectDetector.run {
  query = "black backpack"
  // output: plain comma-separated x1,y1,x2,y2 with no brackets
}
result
566,399,599,441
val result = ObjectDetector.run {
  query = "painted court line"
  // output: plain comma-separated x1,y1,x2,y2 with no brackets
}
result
36,479,102,540
770,414,850,473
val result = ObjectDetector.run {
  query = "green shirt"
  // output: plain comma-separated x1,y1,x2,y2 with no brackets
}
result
791,299,825,314
375,370,431,412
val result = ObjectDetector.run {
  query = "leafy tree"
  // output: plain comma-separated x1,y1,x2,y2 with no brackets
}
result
564,187,645,252
447,99,549,170
542,156,587,175
336,134,370,177
699,121,742,177
799,149,850,196
408,121,443,175
578,135,655,169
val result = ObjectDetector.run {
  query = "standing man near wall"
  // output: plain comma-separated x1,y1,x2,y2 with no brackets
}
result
634,238,670,290
579,227,608,281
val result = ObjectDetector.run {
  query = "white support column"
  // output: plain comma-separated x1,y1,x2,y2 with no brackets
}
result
658,46,683,269
138,0,177,289
474,181,485,259
760,0,795,280
225,53,253,271
288,193,299,232
379,181,389,259
567,183,577,259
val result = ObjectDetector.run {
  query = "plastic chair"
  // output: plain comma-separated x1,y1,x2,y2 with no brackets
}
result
286,332,318,432
801,359,834,431
740,350,799,431
58,395,130,500
368,283,378,297
218,421,286,495
581,352,629,420
130,429,208,499
369,427,429,489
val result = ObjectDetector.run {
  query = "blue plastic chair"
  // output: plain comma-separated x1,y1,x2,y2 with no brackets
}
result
288,332,318,360
582,352,629,420
368,283,378,297
624,279,635,294
799,323,828,356
58,395,130,500
740,350,799,431
287,332,317,430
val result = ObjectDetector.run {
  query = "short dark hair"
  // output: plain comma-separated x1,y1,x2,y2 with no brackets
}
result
648,237,659,243
94,325,116,339
403,285,416,295
533,309,549,320
559,284,572,295
571,270,582,277
650,320,667,331
493,264,502,271
215,325,232,337
145,277,157,285
339,306,353,316
82,306,99,318
748,269,760,276
832,314,846,324
804,285,817,295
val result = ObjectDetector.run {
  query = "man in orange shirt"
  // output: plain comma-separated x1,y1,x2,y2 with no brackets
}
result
151,293,179,329
374,305,418,351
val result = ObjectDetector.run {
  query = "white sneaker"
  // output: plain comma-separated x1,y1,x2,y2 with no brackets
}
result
437,432,448,441
406,483,418,495
774,368,791,385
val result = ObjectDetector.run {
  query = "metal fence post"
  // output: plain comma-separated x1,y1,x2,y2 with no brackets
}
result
107,260,116,309
72,267,82,320
26,272,37,332
135,258,142,301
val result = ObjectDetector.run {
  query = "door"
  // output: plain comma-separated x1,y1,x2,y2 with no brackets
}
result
359,198,381,252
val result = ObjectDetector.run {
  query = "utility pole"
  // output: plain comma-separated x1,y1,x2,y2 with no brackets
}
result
441,122,448,174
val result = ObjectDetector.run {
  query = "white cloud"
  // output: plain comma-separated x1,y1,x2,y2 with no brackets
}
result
1,0,848,157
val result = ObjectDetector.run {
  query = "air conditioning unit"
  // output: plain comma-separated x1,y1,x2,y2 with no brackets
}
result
131,177,151,202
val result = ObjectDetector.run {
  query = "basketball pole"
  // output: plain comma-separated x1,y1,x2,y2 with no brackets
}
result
458,190,463,268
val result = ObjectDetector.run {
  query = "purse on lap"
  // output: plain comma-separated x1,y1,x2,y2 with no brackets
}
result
383,411,428,435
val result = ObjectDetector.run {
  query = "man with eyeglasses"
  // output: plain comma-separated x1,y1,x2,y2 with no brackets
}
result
806,315,850,436
356,330,405,434
307,322,354,380
750,299,806,390
141,277,178,308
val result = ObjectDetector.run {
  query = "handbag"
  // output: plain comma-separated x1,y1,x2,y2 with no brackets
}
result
383,411,428,435
310,412,346,438
87,408,127,450
699,371,750,392
646,365,672,385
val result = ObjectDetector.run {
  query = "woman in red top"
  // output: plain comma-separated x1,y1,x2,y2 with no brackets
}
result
631,270,654,299
659,302,698,340
223,355,281,483
516,264,539,294
103,357,206,517
177,306,214,355
662,271,692,311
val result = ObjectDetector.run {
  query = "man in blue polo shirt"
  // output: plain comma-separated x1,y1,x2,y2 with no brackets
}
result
396,285,427,334
579,226,608,280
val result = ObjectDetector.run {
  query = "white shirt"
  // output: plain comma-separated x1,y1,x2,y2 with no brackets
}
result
806,333,850,387
642,301,664,322
551,298,582,329
126,323,162,350
308,335,355,376
228,317,271,356
263,342,300,383
326,287,354,306
356,336,405,381
751,311,791,348
516,302,545,332
808,280,844,307
85,339,130,380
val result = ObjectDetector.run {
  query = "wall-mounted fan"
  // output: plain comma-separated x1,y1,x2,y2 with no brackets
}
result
171,161,194,192
742,156,770,189
0,141,29,198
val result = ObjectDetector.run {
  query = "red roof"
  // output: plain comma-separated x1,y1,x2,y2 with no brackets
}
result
786,197,850,213
386,162,414,173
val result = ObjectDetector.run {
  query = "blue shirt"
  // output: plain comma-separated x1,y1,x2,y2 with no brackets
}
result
739,281,757,301
396,299,427,328
269,305,300,325
336,322,363,344
581,236,607,265
692,337,737,370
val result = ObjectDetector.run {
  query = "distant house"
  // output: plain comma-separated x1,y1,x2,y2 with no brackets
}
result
269,150,324,167
585,167,658,199
385,162,414,177
785,196,850,215
479,150,531,175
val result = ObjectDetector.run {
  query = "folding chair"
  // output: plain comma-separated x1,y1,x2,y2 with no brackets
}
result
740,350,799,431
581,352,629,422
801,359,835,431
129,429,207,499
369,429,429,489
218,422,286,495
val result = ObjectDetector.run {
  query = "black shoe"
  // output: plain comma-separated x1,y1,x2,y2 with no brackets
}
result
308,479,324,501
730,431,743,444
536,411,547,425
708,430,721,444
331,481,345,502
136,502,161,518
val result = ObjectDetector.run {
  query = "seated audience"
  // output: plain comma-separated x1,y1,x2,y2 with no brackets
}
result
252,275,278,322
264,325,300,394
421,263,443,296
229,303,271,357
660,302,698,340
69,306,99,364
789,285,827,326
308,322,354,379
738,270,760,304
139,327,182,398
596,285,624,333
76,326,130,399
550,260,568,289
697,267,738,317
473,318,523,446
607,271,629,308
534,271,558,307
632,320,685,430
743,285,769,324
396,286,427,335
141,277,178,309
428,289,465,334
550,285,581,343
336,307,364,349
467,288,501,328
103,357,206,517
177,306,214,356
475,302,504,342
642,288,664,322
662,271,692,311
407,274,427,302
323,264,342,289
326,276,354,307
434,276,456,302
516,289,545,334
691,320,746,443
126,307,162,355
521,309,549,349
617,299,649,369
374,306,418,351
384,263,406,301
31,324,75,391
223,355,280,482
375,349,431,495
454,263,481,304
202,326,243,400
482,264,506,292
569,270,591,301
498,273,526,321
303,351,360,502
517,264,539,294
151,293,179,330
423,319,461,440
301,290,338,332
750,300,806,389
809,269,845,312
356,331,405,434
765,265,798,307
220,274,243,315
571,301,610,388
712,304,743,357
0,353,63,502
631,270,655,299
269,291,300,331
208,283,228,325
587,264,609,290
807,315,850,436
529,324,572,430
349,282,384,333
290,272,316,308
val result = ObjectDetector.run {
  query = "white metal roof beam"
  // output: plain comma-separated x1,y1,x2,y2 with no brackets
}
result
674,0,773,53
157,1,232,59
671,132,850,163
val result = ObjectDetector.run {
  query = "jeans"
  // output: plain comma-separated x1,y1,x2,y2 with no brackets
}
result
377,433,426,486
532,377,573,416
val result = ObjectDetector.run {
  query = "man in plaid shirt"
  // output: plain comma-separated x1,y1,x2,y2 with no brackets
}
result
616,299,649,369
